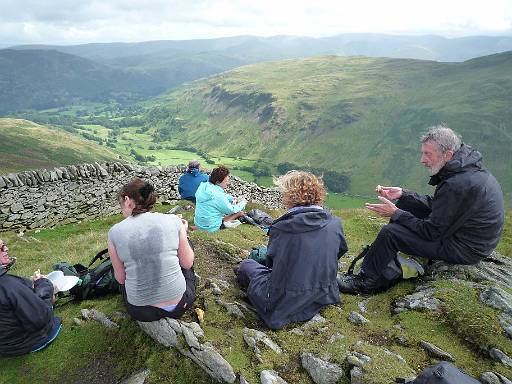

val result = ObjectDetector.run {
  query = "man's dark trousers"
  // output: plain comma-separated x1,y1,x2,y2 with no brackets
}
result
361,223,478,279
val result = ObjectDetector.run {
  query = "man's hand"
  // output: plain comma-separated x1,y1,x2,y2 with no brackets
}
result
376,185,403,200
365,196,398,217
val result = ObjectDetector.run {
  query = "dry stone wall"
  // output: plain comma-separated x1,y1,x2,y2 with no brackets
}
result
0,162,282,231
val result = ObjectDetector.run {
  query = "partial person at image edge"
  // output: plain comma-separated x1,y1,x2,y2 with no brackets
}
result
0,240,63,357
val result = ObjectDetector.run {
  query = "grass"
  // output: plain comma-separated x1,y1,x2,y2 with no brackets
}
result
0,118,118,174
1,204,510,383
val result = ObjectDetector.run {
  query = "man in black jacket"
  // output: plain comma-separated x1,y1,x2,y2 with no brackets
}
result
338,125,504,294
0,239,62,357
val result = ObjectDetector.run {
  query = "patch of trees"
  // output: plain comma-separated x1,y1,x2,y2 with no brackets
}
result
130,149,156,163
276,162,351,193
233,161,272,177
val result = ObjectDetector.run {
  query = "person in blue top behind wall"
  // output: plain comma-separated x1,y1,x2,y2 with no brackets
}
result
194,166,247,232
178,160,209,203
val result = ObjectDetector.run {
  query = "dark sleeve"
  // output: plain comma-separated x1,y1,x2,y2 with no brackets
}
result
391,183,462,241
396,190,433,219
265,228,277,269
178,176,184,195
10,278,54,332
338,220,349,259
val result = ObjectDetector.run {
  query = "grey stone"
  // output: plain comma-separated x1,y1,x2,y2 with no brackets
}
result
182,325,202,350
120,368,151,384
489,348,512,367
216,299,245,319
260,370,287,384
328,333,345,343
301,352,343,384
480,287,512,315
393,288,442,313
72,318,82,326
83,309,119,329
481,371,512,384
0,177,6,189
350,366,364,384
499,313,512,338
138,319,178,348
348,311,369,325
357,298,369,313
289,328,305,336
346,352,371,367
190,343,236,383
420,341,454,361
303,314,327,328
243,327,283,354
10,202,24,213
480,372,501,384
239,375,251,384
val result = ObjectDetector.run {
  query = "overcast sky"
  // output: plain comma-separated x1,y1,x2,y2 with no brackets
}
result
1,0,512,46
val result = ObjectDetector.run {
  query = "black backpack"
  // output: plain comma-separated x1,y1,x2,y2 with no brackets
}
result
397,361,481,383
53,249,120,300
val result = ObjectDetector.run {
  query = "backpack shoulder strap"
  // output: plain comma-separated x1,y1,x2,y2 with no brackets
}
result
347,245,370,275
88,249,109,267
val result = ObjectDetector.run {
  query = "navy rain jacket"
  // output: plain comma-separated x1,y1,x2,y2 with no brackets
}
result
392,144,504,263
247,207,348,329
0,274,56,357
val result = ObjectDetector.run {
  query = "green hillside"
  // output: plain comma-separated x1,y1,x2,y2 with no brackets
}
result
0,118,118,174
142,53,512,198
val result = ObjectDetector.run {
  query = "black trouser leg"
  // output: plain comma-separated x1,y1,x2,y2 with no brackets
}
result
361,223,446,278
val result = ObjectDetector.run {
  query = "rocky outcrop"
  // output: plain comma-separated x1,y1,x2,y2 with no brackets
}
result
138,318,236,383
0,162,282,231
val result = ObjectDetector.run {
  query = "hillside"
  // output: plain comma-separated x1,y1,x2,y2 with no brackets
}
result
2,202,511,383
0,118,118,173
140,52,512,198
0,49,165,113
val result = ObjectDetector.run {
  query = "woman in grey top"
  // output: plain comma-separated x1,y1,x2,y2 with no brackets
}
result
108,178,195,321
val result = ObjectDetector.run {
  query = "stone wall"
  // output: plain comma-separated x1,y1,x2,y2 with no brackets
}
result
0,162,281,231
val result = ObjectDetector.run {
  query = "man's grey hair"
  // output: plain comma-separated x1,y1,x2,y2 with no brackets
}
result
421,125,462,153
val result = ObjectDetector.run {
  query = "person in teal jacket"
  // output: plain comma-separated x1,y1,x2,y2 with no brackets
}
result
194,166,247,232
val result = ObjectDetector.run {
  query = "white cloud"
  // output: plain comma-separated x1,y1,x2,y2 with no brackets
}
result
1,0,511,45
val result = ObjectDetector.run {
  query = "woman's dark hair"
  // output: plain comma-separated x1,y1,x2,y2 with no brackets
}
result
117,178,157,216
209,166,230,185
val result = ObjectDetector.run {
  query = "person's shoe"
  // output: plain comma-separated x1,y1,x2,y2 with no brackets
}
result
337,273,383,295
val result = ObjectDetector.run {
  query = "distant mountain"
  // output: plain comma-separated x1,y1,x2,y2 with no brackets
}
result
0,118,117,174
0,49,166,113
4,34,512,114
139,52,512,198
12,34,512,63
0,48,248,114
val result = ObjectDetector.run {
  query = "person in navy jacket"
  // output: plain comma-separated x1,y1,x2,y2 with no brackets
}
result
0,239,62,357
236,171,348,329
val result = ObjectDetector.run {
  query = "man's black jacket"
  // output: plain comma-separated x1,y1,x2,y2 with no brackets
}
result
0,274,55,357
392,144,504,263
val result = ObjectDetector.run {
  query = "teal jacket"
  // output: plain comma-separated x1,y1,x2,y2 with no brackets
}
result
194,182,246,232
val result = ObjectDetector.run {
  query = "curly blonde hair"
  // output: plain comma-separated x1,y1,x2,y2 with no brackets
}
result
275,171,326,209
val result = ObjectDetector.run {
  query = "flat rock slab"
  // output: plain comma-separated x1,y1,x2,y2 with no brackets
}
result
420,341,454,361
348,311,369,325
301,352,343,384
260,370,287,384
